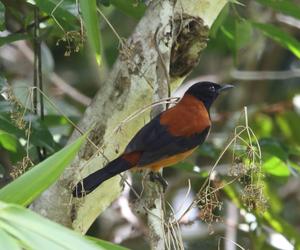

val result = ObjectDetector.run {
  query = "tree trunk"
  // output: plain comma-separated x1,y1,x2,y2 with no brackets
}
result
31,0,227,243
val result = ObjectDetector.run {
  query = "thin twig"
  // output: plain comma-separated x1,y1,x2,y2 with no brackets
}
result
96,7,154,89
113,96,180,134
33,7,44,161
231,69,300,80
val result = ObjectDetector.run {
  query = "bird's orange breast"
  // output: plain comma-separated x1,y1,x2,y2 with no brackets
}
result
142,148,196,171
160,94,211,137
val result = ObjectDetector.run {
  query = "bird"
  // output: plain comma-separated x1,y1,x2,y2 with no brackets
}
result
73,81,233,197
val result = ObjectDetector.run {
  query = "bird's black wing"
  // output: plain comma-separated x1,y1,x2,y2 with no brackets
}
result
124,114,210,166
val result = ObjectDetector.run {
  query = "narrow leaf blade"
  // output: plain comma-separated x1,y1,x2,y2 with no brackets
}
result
0,202,104,250
256,0,300,20
0,228,21,250
253,22,300,58
0,134,87,206
79,0,102,65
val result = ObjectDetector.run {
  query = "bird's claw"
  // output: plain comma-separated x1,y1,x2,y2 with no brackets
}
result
149,172,168,192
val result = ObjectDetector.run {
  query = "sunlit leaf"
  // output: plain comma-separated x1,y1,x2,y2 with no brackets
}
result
252,113,273,137
0,202,104,250
262,153,290,177
0,133,87,206
79,0,102,65
256,0,300,20
252,22,300,59
0,228,21,250
0,130,19,152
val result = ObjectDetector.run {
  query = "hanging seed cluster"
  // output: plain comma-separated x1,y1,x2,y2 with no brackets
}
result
230,128,268,214
56,31,84,56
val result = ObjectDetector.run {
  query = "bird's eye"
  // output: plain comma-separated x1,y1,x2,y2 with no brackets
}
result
209,86,215,92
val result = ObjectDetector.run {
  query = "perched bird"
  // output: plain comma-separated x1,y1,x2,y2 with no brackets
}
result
73,82,233,197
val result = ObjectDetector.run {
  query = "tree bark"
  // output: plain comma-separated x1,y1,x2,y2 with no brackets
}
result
31,0,227,240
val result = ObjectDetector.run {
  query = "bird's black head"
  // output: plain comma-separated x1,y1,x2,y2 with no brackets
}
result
185,81,234,109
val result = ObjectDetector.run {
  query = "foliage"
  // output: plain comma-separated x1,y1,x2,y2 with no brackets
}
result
79,0,102,64
0,134,126,250
0,201,127,250
0,133,87,205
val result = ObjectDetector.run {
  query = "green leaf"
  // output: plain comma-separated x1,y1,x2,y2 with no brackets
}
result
30,118,59,152
0,130,19,152
0,114,25,139
256,0,300,20
252,113,273,137
276,111,300,143
252,22,300,59
0,228,21,250
210,4,229,38
235,20,253,49
0,33,29,47
220,19,237,60
110,0,146,20
79,0,102,65
0,133,87,206
0,202,104,250
0,220,65,250
31,0,78,30
262,153,290,177
260,138,288,162
0,113,59,153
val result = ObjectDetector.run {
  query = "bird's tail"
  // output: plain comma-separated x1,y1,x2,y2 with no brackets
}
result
72,152,140,197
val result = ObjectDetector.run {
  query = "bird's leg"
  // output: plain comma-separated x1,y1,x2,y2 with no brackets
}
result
149,171,168,192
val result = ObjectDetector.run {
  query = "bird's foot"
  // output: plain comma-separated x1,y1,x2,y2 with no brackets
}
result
149,172,168,192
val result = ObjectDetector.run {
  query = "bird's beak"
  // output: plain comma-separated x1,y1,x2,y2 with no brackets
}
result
218,84,234,93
